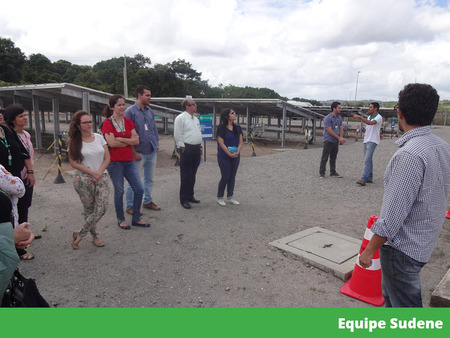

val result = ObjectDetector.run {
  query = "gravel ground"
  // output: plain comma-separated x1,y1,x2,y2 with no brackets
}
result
17,125,450,308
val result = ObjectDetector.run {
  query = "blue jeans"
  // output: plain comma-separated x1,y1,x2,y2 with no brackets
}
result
107,161,143,224
126,151,156,208
217,155,240,198
361,142,377,182
380,245,426,307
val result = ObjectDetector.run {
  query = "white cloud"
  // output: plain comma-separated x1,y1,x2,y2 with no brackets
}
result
1,0,450,100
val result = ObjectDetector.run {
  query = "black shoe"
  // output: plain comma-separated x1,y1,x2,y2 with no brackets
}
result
181,202,192,209
189,198,200,203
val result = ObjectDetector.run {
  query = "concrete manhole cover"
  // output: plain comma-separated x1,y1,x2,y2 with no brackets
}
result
269,227,362,280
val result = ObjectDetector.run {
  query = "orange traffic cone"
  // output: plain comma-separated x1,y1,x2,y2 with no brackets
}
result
446,208,450,219
340,215,385,306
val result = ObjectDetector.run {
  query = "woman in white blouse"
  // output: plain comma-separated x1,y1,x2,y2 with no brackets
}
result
68,110,110,249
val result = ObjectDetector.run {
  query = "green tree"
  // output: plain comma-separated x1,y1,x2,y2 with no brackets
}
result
219,85,284,99
0,37,26,83
93,57,124,93
53,60,72,81
1,37,299,102
23,53,58,83
92,54,152,94
134,53,151,68
169,59,201,81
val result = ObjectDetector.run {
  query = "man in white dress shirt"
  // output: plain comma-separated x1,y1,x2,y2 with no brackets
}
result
173,99,203,209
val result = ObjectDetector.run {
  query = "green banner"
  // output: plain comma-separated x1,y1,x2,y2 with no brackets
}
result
1,308,449,337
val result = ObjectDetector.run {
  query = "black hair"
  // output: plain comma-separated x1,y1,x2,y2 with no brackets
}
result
370,102,380,111
331,101,341,111
136,85,151,97
219,108,238,135
4,104,25,127
398,83,439,126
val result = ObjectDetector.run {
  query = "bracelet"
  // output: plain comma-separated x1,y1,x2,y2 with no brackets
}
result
27,170,34,174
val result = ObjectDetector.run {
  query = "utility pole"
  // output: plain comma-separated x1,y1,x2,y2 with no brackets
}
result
123,54,128,98
354,70,361,104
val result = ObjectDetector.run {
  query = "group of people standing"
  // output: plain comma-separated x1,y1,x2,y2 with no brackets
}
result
0,105,37,255
173,98,243,209
319,84,450,308
5,82,446,309
68,86,158,248
1,105,37,296
319,100,383,185
68,88,243,249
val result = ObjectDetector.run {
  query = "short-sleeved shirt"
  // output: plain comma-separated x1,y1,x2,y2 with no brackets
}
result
364,113,383,144
323,113,342,143
124,103,159,154
81,133,107,172
216,125,243,158
101,117,136,162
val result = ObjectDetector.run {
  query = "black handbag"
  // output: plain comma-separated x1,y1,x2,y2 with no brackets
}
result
1,268,49,307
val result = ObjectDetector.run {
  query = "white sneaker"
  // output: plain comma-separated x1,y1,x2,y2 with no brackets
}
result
217,199,226,206
227,198,240,205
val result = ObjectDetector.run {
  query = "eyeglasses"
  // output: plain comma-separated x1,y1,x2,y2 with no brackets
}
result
394,105,399,111
80,121,93,125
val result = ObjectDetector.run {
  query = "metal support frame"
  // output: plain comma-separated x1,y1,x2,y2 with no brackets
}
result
163,117,169,135
245,106,250,143
52,94,60,155
82,92,90,112
313,117,317,143
281,103,287,147
277,117,281,140
212,104,217,139
32,94,42,149
40,110,46,132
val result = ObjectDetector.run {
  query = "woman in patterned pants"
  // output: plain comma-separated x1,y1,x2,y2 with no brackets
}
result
68,110,110,249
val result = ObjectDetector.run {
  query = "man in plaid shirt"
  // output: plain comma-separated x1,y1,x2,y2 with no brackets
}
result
359,83,450,307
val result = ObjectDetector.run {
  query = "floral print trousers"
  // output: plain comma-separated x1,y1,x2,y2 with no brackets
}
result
73,171,110,239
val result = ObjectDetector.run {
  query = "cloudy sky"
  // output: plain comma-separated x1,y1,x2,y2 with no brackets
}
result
1,0,450,101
